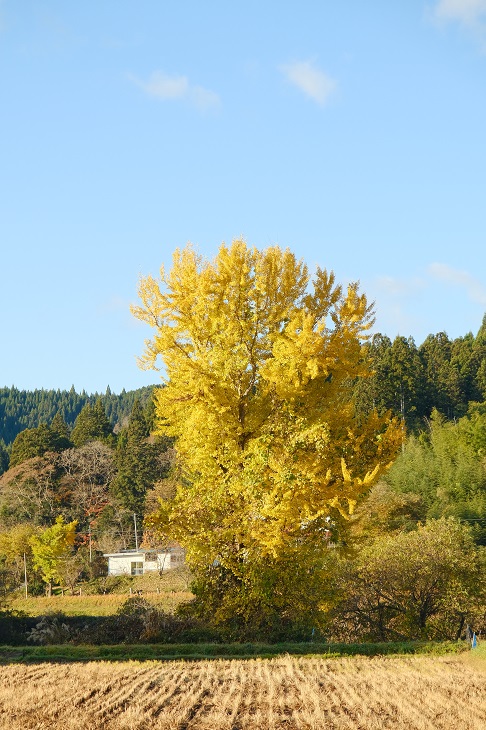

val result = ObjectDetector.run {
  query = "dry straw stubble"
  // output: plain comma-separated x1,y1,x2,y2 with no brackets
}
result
1,653,486,729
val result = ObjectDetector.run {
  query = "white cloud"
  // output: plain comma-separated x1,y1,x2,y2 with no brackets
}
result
363,265,486,343
130,70,220,111
280,60,336,106
191,85,221,112
428,262,486,305
134,71,189,99
433,0,486,49
434,0,486,26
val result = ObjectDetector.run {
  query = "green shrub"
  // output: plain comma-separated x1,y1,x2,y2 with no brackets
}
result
73,597,214,644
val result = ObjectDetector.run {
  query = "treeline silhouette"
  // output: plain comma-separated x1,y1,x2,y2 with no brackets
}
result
0,384,155,447
352,316,486,429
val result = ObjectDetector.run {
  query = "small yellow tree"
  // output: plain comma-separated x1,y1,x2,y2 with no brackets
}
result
30,516,77,596
0,523,38,591
134,240,401,633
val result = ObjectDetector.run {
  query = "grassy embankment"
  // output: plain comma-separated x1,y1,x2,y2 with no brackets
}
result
0,639,472,663
8,568,193,616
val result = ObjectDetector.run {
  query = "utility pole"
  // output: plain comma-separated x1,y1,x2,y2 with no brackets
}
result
134,513,139,551
400,388,406,454
23,552,28,599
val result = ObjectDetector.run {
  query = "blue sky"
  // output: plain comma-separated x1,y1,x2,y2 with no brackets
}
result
1,0,486,394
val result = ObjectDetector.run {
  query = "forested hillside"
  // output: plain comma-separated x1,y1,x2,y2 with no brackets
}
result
0,395,173,595
0,384,155,447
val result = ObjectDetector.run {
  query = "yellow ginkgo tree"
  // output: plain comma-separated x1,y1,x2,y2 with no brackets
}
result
134,240,401,635
30,516,77,597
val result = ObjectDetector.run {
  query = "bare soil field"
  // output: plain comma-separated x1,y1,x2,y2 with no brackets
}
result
0,653,485,730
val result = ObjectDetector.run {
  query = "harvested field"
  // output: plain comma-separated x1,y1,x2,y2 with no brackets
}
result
0,653,485,729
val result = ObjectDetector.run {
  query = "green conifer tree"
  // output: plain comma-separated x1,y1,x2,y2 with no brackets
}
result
49,412,73,452
474,314,486,400
0,440,9,475
112,400,160,515
71,399,114,448
10,424,55,467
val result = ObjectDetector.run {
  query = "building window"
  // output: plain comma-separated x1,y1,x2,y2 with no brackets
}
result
170,552,184,564
144,552,157,563
131,561,143,576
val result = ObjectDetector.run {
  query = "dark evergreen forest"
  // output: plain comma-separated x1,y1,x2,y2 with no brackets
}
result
353,315,486,429
0,384,155,447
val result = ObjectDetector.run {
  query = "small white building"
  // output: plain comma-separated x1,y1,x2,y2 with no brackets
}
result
103,547,185,576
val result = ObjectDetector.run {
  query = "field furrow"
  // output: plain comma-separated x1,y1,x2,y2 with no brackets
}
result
0,654,485,730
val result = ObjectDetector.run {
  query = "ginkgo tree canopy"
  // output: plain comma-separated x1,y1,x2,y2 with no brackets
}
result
133,240,401,568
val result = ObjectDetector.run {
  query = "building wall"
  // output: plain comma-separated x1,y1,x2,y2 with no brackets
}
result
107,553,144,576
106,549,185,576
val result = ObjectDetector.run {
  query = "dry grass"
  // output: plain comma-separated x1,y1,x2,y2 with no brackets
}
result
1,653,485,729
9,567,194,617
9,591,193,616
